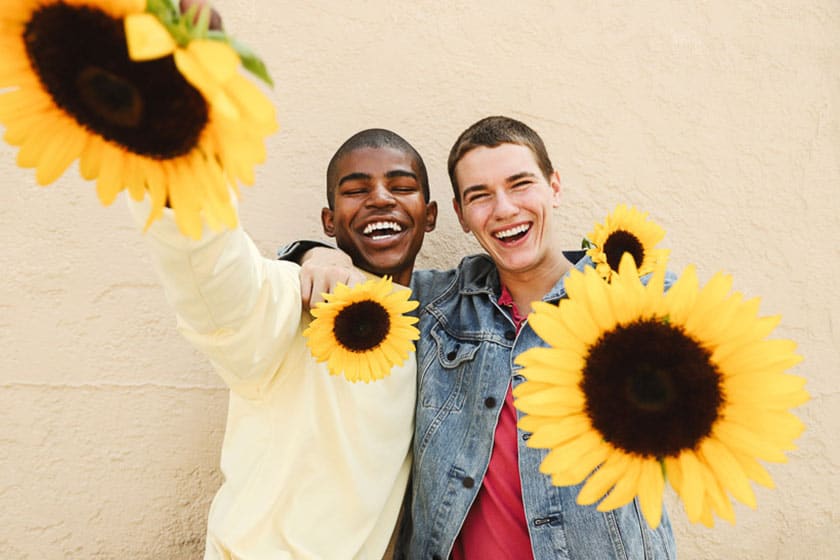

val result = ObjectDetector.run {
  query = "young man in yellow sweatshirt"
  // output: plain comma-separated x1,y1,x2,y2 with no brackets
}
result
130,129,437,559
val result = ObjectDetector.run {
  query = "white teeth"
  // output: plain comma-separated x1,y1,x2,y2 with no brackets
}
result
363,221,403,236
495,224,530,239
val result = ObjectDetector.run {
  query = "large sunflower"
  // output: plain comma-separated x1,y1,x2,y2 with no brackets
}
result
585,204,668,281
513,254,808,528
304,276,420,383
0,0,277,238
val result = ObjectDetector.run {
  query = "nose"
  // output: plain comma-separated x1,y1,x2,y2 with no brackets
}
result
493,190,518,220
366,184,396,207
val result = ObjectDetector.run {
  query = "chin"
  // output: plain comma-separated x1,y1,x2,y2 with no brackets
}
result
362,260,401,277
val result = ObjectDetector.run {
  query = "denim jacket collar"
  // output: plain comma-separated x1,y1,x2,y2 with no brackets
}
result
453,250,590,303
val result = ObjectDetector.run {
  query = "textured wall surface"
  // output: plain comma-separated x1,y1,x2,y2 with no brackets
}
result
1,0,838,558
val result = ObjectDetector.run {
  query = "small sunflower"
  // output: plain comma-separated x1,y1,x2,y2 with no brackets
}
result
0,0,277,238
513,254,808,528
585,204,668,281
304,276,420,383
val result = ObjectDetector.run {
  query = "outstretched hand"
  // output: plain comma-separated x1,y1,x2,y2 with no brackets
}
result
299,248,366,311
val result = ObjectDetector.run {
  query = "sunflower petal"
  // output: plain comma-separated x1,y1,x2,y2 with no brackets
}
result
124,13,176,61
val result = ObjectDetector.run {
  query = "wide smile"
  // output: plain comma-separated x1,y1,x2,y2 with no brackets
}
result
360,219,406,243
493,222,531,245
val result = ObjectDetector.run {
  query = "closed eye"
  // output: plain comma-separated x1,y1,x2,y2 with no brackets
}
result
465,191,489,204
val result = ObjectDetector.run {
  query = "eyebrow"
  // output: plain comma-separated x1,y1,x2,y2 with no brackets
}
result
461,171,538,199
337,169,418,187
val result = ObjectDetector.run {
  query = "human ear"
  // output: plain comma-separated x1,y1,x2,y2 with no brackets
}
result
550,171,562,207
425,201,439,233
321,207,336,237
452,198,470,233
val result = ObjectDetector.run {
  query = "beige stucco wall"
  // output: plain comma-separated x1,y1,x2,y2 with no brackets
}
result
1,0,838,558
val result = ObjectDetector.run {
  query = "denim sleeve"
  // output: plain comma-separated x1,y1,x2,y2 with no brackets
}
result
410,268,458,308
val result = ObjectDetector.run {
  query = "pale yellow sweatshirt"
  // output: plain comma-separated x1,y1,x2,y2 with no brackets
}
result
130,200,414,560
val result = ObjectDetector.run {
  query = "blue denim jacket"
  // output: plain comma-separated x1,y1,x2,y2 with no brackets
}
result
407,252,676,560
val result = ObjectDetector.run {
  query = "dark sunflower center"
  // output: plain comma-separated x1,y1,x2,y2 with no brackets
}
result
581,319,723,458
603,230,645,271
24,4,208,159
332,300,391,352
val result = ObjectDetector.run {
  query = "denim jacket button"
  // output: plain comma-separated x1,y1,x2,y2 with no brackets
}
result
446,350,456,360
504,330,516,340
462,476,475,489
484,396,497,408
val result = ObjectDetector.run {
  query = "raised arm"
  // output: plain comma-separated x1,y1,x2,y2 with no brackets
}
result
129,198,302,398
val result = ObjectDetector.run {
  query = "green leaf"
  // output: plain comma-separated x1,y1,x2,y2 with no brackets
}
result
581,237,595,250
192,3,212,38
231,38,275,87
145,0,178,24
143,1,274,88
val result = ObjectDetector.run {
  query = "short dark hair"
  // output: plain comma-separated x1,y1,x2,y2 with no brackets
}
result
326,129,430,209
447,116,554,202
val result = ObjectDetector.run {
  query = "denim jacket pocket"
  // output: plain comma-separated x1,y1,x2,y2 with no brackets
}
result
419,326,480,412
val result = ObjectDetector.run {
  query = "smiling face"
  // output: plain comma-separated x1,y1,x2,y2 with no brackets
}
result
322,146,437,285
453,142,563,281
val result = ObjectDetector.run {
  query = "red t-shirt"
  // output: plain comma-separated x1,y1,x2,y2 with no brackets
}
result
451,286,534,560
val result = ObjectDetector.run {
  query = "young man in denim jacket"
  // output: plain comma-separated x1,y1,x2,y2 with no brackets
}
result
406,117,675,559
296,116,676,559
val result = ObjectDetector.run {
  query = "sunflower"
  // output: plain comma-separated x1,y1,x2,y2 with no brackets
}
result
585,204,669,281
0,0,277,238
304,276,420,383
513,254,808,528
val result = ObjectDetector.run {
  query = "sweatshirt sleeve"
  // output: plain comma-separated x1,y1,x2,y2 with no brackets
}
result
128,197,302,399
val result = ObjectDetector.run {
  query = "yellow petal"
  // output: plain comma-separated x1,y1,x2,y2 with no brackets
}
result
578,453,631,505
698,438,756,509
225,74,278,129
513,387,587,416
124,13,176,61
35,123,85,185
635,460,665,528
676,451,706,522
528,416,595,450
596,457,643,512
175,44,241,121
537,430,605,474
96,149,126,206
186,39,240,84
80,135,106,181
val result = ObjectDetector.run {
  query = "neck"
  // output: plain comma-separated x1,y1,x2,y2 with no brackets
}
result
392,268,412,287
498,256,573,315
